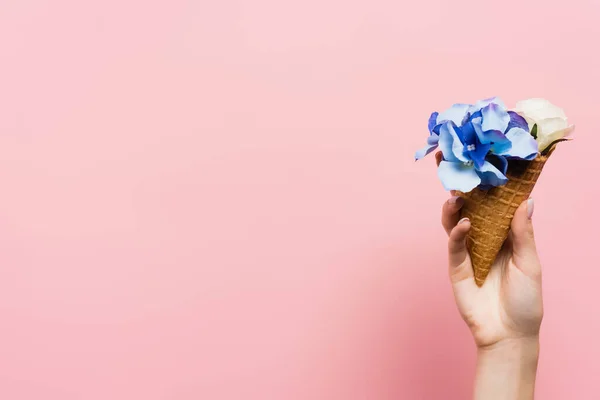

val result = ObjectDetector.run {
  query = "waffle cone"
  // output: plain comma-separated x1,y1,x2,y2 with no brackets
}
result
459,149,554,286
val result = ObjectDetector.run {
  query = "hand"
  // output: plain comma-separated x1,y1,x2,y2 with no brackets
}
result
436,151,543,399
437,153,543,349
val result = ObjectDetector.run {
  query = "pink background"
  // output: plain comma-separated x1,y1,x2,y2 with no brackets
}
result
0,0,598,399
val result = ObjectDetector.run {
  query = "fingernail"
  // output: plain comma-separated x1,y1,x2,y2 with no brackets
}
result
458,217,470,225
449,196,464,206
527,198,534,219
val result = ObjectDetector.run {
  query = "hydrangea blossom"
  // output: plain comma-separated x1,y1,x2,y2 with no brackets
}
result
415,97,538,192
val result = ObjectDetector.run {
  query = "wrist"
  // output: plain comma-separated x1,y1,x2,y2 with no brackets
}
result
477,336,540,360
474,336,540,400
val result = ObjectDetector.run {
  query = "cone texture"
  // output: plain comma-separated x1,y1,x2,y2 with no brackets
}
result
459,151,553,286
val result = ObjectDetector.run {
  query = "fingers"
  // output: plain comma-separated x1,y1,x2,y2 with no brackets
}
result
510,198,541,279
442,196,464,235
448,218,474,281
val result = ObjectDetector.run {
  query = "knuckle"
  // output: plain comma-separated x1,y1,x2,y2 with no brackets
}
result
526,228,536,241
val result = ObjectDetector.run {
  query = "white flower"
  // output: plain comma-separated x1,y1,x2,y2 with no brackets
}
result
514,98,574,152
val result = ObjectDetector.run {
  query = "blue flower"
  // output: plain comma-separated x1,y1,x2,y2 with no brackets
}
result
415,97,539,192
414,103,470,160
496,112,538,160
437,121,508,192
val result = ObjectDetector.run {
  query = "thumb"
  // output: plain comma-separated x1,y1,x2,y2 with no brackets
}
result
448,218,474,283
510,198,541,278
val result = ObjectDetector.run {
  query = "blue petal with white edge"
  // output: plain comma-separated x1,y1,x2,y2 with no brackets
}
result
438,161,481,192
498,127,539,160
476,161,508,187
472,116,510,145
481,103,510,134
468,97,507,114
414,143,438,160
507,111,529,131
461,119,478,145
461,111,471,126
436,104,470,126
428,112,439,132
427,135,439,145
461,121,490,168
490,139,512,155
438,122,468,162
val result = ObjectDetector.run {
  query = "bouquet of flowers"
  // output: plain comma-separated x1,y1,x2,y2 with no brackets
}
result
415,97,574,286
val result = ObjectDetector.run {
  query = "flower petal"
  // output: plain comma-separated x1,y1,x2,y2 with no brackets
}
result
428,112,439,133
414,143,438,160
514,98,567,120
472,116,510,145
427,135,439,145
461,120,477,144
490,140,512,155
469,143,491,169
461,111,471,126
476,161,508,187
499,127,539,160
436,104,470,126
437,161,481,192
438,122,467,162
481,103,510,134
507,111,529,132
468,97,507,114
461,122,490,167
537,124,575,152
537,117,569,136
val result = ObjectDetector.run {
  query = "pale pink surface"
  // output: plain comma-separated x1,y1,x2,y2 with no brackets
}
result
0,0,598,398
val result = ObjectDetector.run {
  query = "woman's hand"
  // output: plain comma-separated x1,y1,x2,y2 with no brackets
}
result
437,152,543,348
436,152,543,399
442,195,543,348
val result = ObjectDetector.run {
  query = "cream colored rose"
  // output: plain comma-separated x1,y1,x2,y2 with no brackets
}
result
513,98,574,152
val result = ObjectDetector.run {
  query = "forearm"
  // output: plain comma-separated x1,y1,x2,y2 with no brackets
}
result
473,337,540,400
